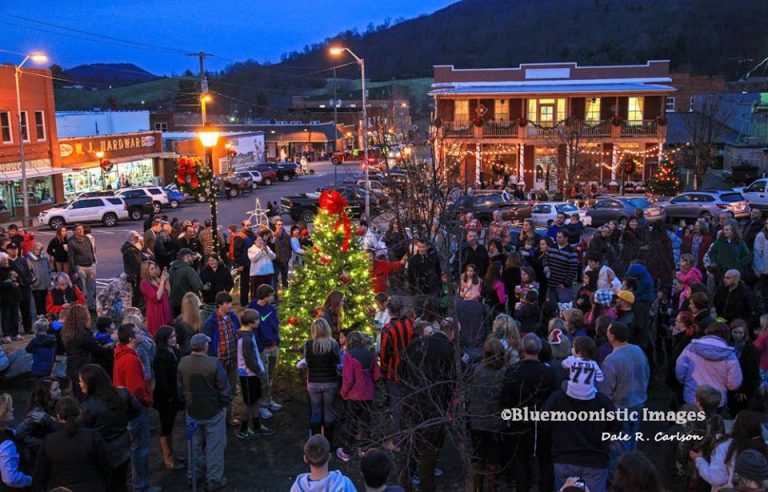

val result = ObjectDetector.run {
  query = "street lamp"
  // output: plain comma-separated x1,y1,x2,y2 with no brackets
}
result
198,127,220,252
329,45,370,218
14,51,48,226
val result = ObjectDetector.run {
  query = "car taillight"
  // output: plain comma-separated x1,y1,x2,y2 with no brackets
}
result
716,203,728,209
124,205,128,210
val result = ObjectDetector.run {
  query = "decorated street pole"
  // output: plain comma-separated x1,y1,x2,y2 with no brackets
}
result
199,128,220,252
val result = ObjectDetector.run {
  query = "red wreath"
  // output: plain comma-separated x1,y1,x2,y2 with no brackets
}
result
518,117,528,128
657,116,667,127
472,116,484,127
227,149,237,158
318,190,352,252
612,116,623,127
176,157,199,189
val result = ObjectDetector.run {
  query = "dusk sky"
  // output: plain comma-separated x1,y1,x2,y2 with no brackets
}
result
0,0,456,75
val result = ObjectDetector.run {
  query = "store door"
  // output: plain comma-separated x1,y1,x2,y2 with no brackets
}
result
534,154,557,191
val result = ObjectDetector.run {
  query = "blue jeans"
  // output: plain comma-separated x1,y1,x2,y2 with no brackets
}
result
127,408,150,492
554,463,608,492
609,405,643,477
187,409,227,487
547,285,573,304
308,382,337,425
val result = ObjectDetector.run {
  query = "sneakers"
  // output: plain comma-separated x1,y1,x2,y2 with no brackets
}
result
11,335,23,342
1,337,11,344
258,425,274,436
237,429,256,439
335,448,352,462
206,477,229,492
267,400,282,411
259,407,273,420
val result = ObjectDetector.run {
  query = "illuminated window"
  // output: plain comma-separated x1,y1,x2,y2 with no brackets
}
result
35,111,45,141
585,98,601,122
494,99,508,121
627,97,644,124
528,98,566,125
454,100,469,122
0,112,11,144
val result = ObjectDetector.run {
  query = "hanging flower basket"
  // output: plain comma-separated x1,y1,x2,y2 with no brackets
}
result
611,116,623,127
472,117,484,127
518,117,528,128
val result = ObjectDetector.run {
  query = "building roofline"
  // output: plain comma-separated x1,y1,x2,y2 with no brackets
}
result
433,60,671,71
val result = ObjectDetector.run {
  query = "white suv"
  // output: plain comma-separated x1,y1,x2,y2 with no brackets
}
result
39,197,129,230
117,187,168,213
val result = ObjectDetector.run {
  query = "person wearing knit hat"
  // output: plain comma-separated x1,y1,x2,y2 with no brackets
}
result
729,448,768,491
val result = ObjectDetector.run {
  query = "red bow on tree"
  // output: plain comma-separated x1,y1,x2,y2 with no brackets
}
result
176,157,199,189
318,190,351,252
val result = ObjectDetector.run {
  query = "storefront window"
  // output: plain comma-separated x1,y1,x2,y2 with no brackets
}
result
0,176,54,211
63,158,155,199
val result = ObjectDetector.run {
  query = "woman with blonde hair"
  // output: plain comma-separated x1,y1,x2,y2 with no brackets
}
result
489,314,520,365
175,292,202,356
139,260,172,336
302,318,341,443
0,393,33,489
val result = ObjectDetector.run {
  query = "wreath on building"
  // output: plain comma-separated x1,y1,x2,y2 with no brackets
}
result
99,159,114,173
175,156,211,195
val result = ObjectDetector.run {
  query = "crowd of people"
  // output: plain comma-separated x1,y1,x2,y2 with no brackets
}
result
1,201,768,491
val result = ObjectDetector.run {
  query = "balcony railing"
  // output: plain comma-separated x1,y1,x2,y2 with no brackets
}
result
578,121,612,137
621,119,657,137
526,124,559,138
483,121,518,137
443,121,473,138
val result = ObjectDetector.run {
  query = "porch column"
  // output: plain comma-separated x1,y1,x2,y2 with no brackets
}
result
611,145,618,185
475,144,482,188
518,143,524,187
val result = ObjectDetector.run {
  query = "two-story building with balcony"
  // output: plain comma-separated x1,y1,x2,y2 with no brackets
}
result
430,60,675,192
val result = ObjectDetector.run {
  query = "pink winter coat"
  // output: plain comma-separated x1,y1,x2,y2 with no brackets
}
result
340,348,380,401
754,332,768,371
676,267,703,309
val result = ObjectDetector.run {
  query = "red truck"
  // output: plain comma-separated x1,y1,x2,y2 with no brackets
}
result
331,148,382,166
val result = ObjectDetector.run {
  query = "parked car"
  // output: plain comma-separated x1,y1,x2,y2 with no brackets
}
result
530,202,592,227
254,163,296,182
452,190,533,225
39,196,129,230
738,178,768,214
248,166,276,186
236,171,261,190
76,190,153,221
162,187,184,208
116,187,169,213
663,190,751,222
331,148,383,166
281,186,372,223
584,197,665,226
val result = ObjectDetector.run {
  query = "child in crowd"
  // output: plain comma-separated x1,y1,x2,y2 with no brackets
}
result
675,385,725,488
25,318,56,378
561,336,603,400
438,272,452,315
515,267,539,302
337,331,380,462
519,238,537,267
248,284,282,420
360,449,404,492
93,317,115,377
236,309,273,439
575,270,595,314
459,264,482,301
290,435,355,492
515,290,541,336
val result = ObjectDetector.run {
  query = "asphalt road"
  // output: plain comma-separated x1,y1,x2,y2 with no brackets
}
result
30,160,361,285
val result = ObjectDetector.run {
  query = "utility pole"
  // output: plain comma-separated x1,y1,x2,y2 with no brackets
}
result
188,52,213,125
333,68,338,186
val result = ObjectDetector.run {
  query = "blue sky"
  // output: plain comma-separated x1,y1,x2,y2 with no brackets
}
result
0,0,456,75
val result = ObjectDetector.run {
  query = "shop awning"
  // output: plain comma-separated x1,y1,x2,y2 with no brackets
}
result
0,159,74,182
274,132,329,143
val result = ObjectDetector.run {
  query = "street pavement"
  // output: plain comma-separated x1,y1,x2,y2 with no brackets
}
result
31,160,362,282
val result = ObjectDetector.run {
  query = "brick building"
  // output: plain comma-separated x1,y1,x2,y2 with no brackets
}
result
430,60,675,192
0,65,65,220
668,73,726,113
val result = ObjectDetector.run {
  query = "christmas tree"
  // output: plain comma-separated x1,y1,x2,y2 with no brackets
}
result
282,190,375,352
647,160,681,196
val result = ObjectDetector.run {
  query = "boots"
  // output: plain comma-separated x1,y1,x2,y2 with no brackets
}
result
310,421,322,436
159,436,185,470
323,422,335,448
472,464,485,492
486,464,498,492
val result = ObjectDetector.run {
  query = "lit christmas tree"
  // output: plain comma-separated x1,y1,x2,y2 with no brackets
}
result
647,159,681,196
282,190,375,352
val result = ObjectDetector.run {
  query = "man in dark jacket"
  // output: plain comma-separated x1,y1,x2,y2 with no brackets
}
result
233,221,255,307
169,248,203,317
7,242,34,335
407,239,441,309
501,334,558,492
177,333,232,490
270,217,292,290
122,231,145,309
399,319,457,492
460,230,489,277
714,269,755,324
176,224,203,268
